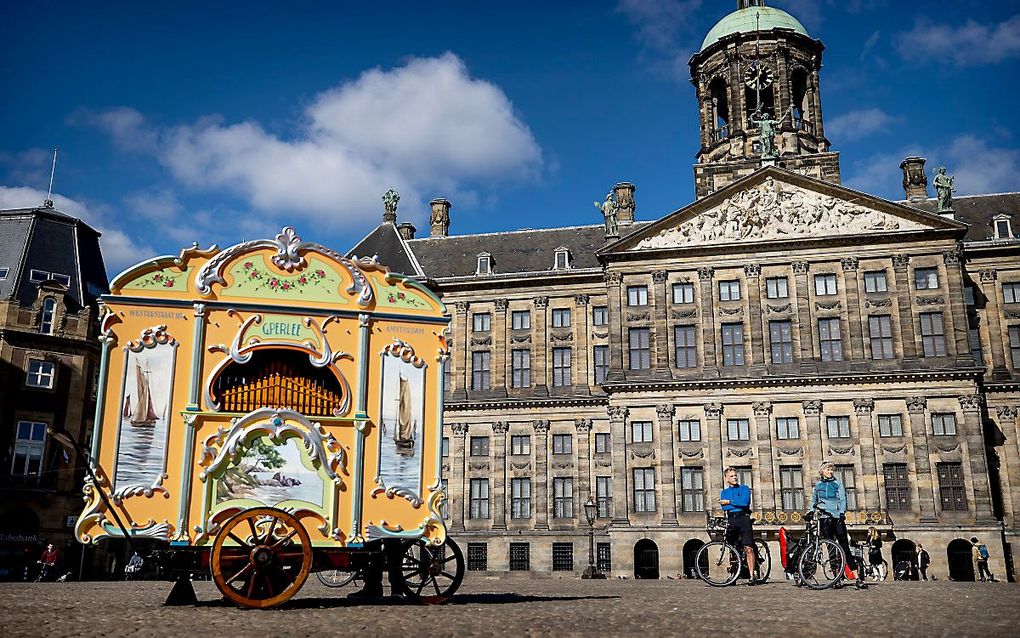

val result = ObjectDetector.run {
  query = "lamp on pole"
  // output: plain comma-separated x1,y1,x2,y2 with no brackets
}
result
581,495,605,579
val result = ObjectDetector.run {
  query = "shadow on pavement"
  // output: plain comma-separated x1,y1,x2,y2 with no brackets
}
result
194,592,621,609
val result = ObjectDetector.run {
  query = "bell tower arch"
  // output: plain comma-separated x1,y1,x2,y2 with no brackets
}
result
689,1,841,198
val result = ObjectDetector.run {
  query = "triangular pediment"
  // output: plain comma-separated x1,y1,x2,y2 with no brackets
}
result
607,168,966,253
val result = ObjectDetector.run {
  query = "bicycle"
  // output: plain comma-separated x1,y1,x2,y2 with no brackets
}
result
695,512,772,587
785,505,847,590
853,542,888,582
316,567,365,589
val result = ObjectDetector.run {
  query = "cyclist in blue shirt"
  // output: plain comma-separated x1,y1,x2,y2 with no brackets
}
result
810,461,867,589
718,466,757,584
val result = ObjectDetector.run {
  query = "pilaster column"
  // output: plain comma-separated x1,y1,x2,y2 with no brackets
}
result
608,406,630,526
944,249,972,364
656,405,679,526
841,257,865,361
959,395,995,521
892,255,918,360
533,297,549,394
979,269,1010,378
802,400,823,473
793,261,815,368
493,299,509,396
906,397,938,522
605,272,625,381
574,294,591,387
995,406,1019,524
854,398,878,510
449,423,469,530
652,271,672,377
576,418,593,504
698,267,718,371
453,302,469,399
744,263,764,369
752,401,775,511
704,403,724,501
532,419,551,530
491,421,509,530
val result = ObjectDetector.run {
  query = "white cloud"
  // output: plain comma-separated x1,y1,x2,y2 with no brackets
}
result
0,186,154,273
617,0,704,51
82,53,542,233
826,107,896,140
897,15,1020,66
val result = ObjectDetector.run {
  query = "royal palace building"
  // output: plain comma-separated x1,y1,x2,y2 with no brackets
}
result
352,1,1020,581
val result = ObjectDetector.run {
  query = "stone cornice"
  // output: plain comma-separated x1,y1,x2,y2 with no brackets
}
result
445,395,609,412
600,368,983,393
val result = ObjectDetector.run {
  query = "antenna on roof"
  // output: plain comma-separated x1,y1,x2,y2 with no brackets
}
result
44,147,58,208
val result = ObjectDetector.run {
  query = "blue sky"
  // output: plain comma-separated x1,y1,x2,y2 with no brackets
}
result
2,1,1018,273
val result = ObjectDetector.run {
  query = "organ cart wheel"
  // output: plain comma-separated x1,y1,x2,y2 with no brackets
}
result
397,537,465,604
211,507,313,609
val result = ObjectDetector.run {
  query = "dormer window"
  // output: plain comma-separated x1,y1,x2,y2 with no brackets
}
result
994,214,1013,240
40,297,56,335
29,269,48,283
476,253,492,276
52,273,71,287
553,247,570,270
0,267,9,280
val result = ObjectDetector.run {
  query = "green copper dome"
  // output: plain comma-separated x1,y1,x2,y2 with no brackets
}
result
701,6,809,52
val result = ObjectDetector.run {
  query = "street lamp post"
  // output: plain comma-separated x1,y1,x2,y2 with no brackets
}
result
581,495,606,579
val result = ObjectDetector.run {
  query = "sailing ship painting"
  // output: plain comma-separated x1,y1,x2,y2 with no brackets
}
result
378,354,425,496
114,341,175,490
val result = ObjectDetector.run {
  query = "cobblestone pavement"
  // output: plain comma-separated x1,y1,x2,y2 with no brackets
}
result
1,576,1017,637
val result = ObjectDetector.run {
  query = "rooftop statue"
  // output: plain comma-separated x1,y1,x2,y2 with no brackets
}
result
383,188,400,215
595,191,619,236
933,166,955,212
750,109,779,159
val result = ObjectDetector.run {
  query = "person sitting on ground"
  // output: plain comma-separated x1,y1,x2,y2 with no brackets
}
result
810,461,867,589
718,466,759,585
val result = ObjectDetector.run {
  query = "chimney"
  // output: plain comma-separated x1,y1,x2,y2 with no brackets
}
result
429,198,451,237
899,157,928,202
613,182,636,225
396,222,416,240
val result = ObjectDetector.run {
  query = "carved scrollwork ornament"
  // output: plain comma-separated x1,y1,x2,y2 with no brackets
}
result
958,394,983,413
574,294,590,307
492,421,509,435
494,298,509,312
673,309,698,319
995,405,1018,421
744,263,761,278
802,400,822,416
793,261,811,275
704,403,724,418
943,249,962,266
905,396,927,414
450,423,469,436
652,270,669,284
607,406,629,422
532,419,551,433
853,398,875,414
841,257,859,272
767,303,791,313
604,271,624,286
575,418,593,433
698,266,715,281
892,254,910,271
454,301,469,314
979,269,998,283
533,296,550,309
752,401,773,416
656,404,676,420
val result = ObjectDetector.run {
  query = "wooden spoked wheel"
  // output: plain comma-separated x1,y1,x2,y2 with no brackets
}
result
398,537,465,604
211,507,313,609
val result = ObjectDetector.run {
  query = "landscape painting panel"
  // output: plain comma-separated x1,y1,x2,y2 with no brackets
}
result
216,435,323,507
378,356,425,498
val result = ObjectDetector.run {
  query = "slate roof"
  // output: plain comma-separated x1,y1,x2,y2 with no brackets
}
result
899,192,1020,242
347,223,424,278
0,205,109,310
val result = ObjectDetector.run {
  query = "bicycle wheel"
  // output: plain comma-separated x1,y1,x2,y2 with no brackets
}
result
315,568,362,588
695,541,740,587
798,539,845,590
753,540,772,584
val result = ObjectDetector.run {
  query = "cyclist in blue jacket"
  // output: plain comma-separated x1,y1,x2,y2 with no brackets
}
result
810,461,867,589
718,466,758,584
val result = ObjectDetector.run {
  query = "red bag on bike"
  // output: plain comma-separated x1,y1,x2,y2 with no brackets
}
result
779,527,788,569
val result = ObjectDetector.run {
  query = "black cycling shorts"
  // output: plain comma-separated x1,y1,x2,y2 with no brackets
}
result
726,513,754,547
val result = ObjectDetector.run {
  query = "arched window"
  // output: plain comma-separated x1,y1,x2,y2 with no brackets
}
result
40,298,56,335
791,68,810,132
708,77,729,141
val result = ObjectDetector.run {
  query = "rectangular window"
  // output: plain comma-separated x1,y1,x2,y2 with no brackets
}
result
826,415,850,438
596,476,613,518
472,351,491,390
919,312,947,357
470,436,490,457
441,437,450,457
680,467,704,513
472,313,491,332
511,349,531,388
552,434,573,455
965,286,976,306
814,274,837,296
868,315,895,359
970,328,983,363
443,358,451,392
469,479,489,519
1010,326,1020,368
878,414,903,437
776,417,800,440
510,435,531,456
726,418,750,441
511,310,531,330
818,318,843,362
674,325,697,368
555,251,569,269
915,267,940,290
11,421,47,476
673,282,695,304
467,543,488,571
631,421,653,443
511,478,531,519
719,280,741,301
552,543,574,572
552,347,572,387
864,271,888,293
553,477,574,518
509,543,530,571
633,468,656,512
937,462,967,511
734,466,753,490
594,433,610,454
721,323,745,366
883,463,911,511
627,285,649,306
1003,283,1020,304
52,273,71,287
597,543,612,573
835,465,857,510
592,306,609,326
932,413,957,436
769,320,793,364
40,298,55,335
678,420,701,442
0,267,9,280
26,359,56,389
780,466,805,510
29,269,48,283
593,345,609,384
766,277,789,299
552,308,571,328
996,219,1012,239
628,328,650,370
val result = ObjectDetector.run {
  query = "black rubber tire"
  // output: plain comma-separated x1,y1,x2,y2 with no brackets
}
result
798,539,846,590
695,541,740,587
753,540,772,584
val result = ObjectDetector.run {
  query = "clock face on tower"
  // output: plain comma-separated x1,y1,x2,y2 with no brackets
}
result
744,62,774,90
